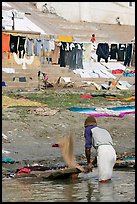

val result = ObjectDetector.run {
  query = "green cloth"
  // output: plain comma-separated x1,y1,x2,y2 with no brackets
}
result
2,157,15,164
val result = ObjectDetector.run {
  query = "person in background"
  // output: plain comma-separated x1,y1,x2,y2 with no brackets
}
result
37,70,41,90
90,34,96,43
43,72,49,89
84,116,116,182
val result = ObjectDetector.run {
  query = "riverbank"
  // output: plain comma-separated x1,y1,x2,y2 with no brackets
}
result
2,88,135,173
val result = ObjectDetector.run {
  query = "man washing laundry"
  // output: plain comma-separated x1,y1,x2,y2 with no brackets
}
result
84,116,116,182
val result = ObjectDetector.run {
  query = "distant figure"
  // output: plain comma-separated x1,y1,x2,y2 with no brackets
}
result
91,34,96,43
37,70,41,90
38,70,41,78
37,70,44,90
116,17,121,25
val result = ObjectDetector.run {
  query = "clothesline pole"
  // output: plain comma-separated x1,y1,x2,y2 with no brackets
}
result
109,65,129,90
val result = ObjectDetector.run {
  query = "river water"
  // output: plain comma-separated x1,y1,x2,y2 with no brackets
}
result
2,168,135,202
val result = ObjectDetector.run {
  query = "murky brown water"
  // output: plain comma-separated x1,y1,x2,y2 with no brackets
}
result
2,168,135,202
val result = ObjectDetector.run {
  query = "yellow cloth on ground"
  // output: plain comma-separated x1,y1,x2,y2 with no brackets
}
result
58,36,73,42
2,96,47,108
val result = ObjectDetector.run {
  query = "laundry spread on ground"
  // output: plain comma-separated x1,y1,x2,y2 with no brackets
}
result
106,96,135,101
68,105,135,117
81,94,135,101
2,95,47,108
73,61,117,79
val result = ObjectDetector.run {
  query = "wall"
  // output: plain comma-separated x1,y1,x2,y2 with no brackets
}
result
36,2,135,26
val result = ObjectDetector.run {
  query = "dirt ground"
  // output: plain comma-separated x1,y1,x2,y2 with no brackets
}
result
2,86,135,171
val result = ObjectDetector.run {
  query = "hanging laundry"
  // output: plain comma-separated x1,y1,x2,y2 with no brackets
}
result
83,42,92,62
18,36,26,58
69,42,76,70
2,33,10,59
58,35,73,42
52,41,61,64
96,43,109,62
34,38,43,57
75,43,83,69
124,43,132,67
117,43,126,61
60,42,67,67
10,34,18,54
110,44,118,60
26,38,34,56
131,43,135,66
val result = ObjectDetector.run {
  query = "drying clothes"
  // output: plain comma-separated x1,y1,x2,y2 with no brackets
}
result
110,44,118,59
124,43,132,67
129,70,135,74
2,33,10,59
81,95,94,99
19,77,26,82
68,105,135,118
75,43,83,69
10,34,18,54
91,94,116,98
106,96,135,101
60,42,67,67
2,157,15,163
58,35,73,42
41,56,46,64
34,39,43,57
16,167,31,174
18,36,26,58
112,69,123,74
68,43,83,70
51,41,61,64
83,43,92,62
96,43,109,62
26,38,34,56
69,43,77,70
131,43,135,66
49,40,55,51
13,77,27,82
117,43,126,61
65,50,70,66
123,69,135,77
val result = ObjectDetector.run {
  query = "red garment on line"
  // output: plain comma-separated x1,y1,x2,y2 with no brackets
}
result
2,33,10,59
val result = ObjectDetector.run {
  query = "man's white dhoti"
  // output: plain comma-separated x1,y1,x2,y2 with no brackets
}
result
97,145,116,181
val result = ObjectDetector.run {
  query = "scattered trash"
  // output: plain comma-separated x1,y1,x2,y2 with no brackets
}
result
52,143,60,147
2,149,10,154
28,107,59,116
2,81,6,86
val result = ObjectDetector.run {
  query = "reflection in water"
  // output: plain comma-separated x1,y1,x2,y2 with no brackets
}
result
98,181,116,202
2,169,135,202
86,182,94,202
